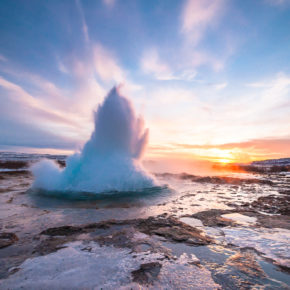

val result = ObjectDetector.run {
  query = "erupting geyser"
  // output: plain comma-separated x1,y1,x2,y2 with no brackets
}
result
31,86,156,193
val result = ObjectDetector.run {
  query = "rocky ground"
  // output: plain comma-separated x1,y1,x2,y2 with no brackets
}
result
0,161,289,289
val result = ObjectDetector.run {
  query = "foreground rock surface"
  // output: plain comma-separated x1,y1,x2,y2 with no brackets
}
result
0,162,289,289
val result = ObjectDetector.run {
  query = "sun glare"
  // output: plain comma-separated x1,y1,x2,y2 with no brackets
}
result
218,158,231,164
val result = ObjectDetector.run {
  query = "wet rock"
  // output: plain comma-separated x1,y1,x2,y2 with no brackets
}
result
104,202,143,209
227,251,266,277
96,228,136,249
191,209,237,227
8,267,20,275
214,163,290,174
279,190,290,195
33,237,71,255
195,176,273,186
136,216,212,245
40,220,118,236
131,262,162,285
93,227,173,260
37,223,128,256
241,211,290,230
37,223,173,261
277,264,290,274
204,206,290,230
205,208,290,230
57,160,66,168
0,171,31,180
156,173,273,185
0,232,18,248
40,225,83,236
0,160,28,169
6,197,14,203
246,195,290,215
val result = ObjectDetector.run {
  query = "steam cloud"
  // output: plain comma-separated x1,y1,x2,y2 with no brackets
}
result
31,86,156,193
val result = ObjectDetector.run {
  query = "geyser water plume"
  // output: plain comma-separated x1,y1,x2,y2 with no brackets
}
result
31,86,156,193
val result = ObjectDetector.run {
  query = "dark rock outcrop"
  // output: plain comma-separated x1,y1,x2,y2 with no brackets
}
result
0,233,18,248
132,262,162,285
136,216,212,245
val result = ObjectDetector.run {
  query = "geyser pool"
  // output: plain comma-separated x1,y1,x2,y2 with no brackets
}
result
31,86,157,194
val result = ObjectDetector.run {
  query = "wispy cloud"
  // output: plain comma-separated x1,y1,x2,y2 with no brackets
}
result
265,0,290,6
75,0,90,43
141,49,173,80
181,0,225,45
58,61,69,74
0,118,78,151
147,87,196,105
138,1,230,81
190,50,225,71
174,137,290,151
0,49,108,144
0,61,98,118
0,39,144,152
178,0,235,73
205,72,290,143
214,82,227,90
171,137,290,161
0,76,79,127
93,44,125,83
0,54,7,62
141,48,197,81
0,0,288,160
246,72,290,90
93,43,142,93
140,71,290,159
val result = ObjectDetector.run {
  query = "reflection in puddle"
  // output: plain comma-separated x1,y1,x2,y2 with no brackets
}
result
221,213,257,226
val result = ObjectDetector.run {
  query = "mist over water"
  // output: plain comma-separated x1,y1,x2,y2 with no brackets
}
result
31,86,156,194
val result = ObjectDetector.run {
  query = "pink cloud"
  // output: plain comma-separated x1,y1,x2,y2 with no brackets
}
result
141,49,173,80
75,0,90,43
171,137,290,160
93,44,125,83
181,0,225,44
0,54,7,62
141,48,197,81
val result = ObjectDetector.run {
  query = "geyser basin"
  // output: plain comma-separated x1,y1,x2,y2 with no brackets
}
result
31,86,157,194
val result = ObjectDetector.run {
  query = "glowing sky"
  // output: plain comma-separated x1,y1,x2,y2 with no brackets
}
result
0,0,290,163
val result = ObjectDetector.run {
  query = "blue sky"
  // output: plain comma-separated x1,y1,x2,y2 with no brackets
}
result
0,0,290,162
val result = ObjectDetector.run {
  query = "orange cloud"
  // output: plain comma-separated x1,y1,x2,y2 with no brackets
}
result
147,137,290,163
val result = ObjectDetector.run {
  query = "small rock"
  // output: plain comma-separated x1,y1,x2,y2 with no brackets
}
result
0,232,18,248
132,262,162,284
